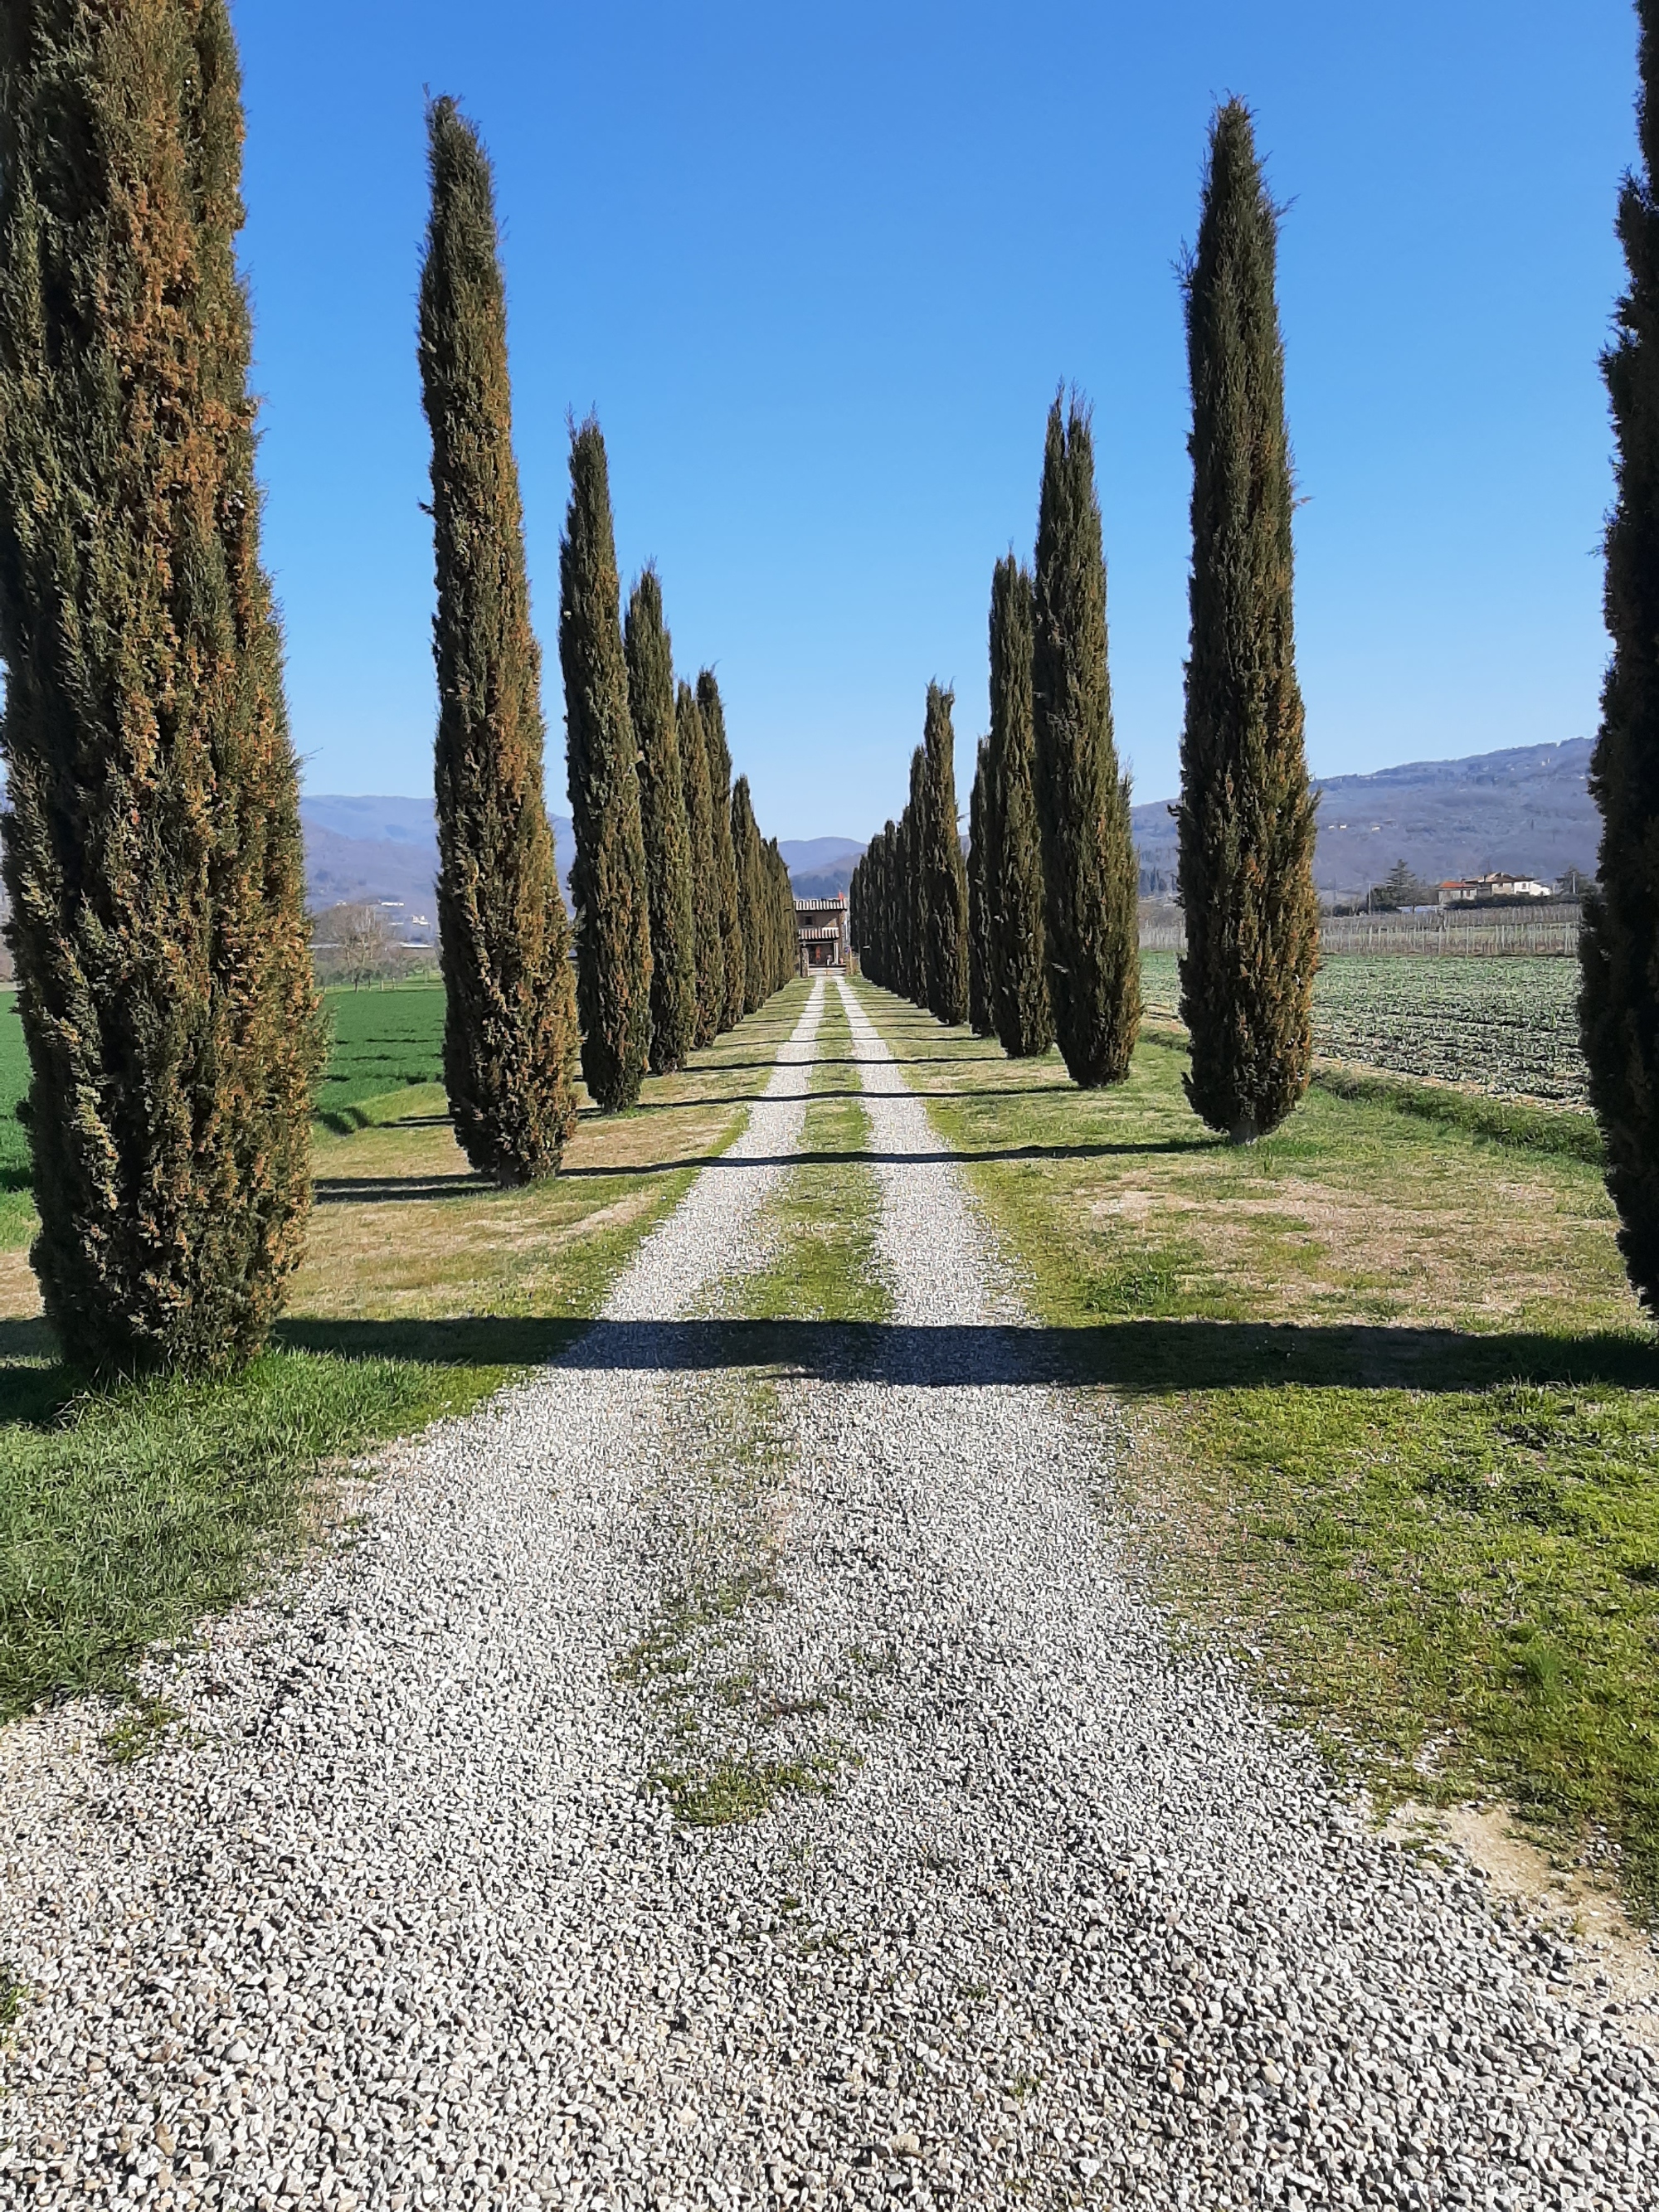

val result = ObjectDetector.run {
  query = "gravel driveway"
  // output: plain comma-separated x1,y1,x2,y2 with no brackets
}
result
2,971,1656,2210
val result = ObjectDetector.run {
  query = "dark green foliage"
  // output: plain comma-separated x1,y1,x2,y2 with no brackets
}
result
1031,395,1141,1086
698,669,746,1031
625,569,697,1074
1585,0,1659,1314
1176,102,1320,1145
921,683,970,1026
730,775,767,1014
764,839,795,993
1367,859,1434,912
907,748,930,1014
967,739,995,1036
419,99,578,1184
851,824,900,989
559,417,652,1111
677,680,726,1048
987,556,1053,1057
0,0,324,1373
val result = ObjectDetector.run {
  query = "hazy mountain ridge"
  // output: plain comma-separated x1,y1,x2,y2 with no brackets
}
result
301,740,1598,926
300,798,576,937
1131,737,1598,896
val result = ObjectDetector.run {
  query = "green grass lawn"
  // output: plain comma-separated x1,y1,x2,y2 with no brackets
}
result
853,979,1659,1912
0,982,810,1728
314,982,448,1130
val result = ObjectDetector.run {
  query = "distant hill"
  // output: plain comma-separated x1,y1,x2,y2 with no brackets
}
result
780,835,864,900
1131,737,1598,899
299,796,575,938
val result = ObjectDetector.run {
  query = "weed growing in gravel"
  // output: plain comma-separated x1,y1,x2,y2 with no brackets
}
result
0,1961,23,2028
621,1371,866,1828
654,1749,840,1826
853,978,1659,1912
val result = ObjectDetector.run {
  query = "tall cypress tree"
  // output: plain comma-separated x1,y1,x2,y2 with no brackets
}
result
1177,103,1319,1145
677,678,725,1048
419,99,578,1184
731,775,767,1014
1585,0,1659,1310
907,748,931,1012
559,417,652,1111
987,556,1053,1057
0,0,323,1372
921,683,971,1025
698,669,746,1031
625,568,697,1074
1032,395,1141,1086
968,738,995,1037
766,839,794,992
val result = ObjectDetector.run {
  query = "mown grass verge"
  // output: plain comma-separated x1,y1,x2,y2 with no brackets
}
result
852,979,1659,1911
0,1351,499,1723
0,982,810,1727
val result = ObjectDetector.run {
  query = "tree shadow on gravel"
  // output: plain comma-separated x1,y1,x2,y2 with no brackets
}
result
276,1315,1659,1395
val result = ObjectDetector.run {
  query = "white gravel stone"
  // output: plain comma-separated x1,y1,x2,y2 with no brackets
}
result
0,967,1652,2211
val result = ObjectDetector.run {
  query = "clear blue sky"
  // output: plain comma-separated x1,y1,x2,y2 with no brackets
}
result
238,0,1632,839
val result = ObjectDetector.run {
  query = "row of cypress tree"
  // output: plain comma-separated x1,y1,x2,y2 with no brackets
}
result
0,22,791,1378
426,103,795,1163
851,100,1318,1144
851,391,1144,1093
852,685,971,1026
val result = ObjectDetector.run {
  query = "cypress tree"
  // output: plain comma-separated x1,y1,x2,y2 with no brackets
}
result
731,775,766,1013
907,749,931,1011
1177,103,1319,1145
698,668,746,1030
559,416,652,1111
1584,0,1659,1310
1031,395,1141,1086
419,98,578,1186
677,678,725,1048
0,0,324,1373
625,569,697,1074
921,683,971,1025
987,556,1054,1057
766,839,794,990
968,739,995,1036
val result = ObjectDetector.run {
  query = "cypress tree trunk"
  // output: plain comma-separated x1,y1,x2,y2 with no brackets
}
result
731,775,767,1014
698,669,746,1030
1177,102,1319,1145
987,556,1054,1057
1585,0,1659,1311
677,679,725,1048
0,0,324,1373
559,417,652,1111
967,738,995,1036
922,683,971,1025
1032,396,1141,1086
419,99,578,1185
625,569,697,1075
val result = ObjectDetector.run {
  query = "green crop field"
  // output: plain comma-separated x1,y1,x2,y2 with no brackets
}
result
0,983,450,1170
1141,949,1586,1106
313,983,446,1129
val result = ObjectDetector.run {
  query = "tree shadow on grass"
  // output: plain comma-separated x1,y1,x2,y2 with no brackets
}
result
272,1314,1659,1396
313,1138,1206,1203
